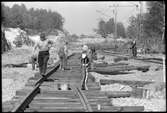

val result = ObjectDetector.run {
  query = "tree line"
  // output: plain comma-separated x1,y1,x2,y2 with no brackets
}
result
126,1,165,52
94,18,126,38
2,3,65,33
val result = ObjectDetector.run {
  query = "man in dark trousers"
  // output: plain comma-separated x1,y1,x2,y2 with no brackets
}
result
130,40,137,58
33,33,53,77
80,45,91,90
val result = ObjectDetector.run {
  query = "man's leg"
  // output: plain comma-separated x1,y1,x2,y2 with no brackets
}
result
31,57,35,70
60,56,63,70
132,48,134,57
43,54,49,75
62,56,65,70
64,55,68,69
81,65,88,90
135,47,137,57
38,53,43,75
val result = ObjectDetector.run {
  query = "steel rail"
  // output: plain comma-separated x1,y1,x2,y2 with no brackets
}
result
11,84,40,112
11,63,61,112
72,85,93,112
11,53,75,112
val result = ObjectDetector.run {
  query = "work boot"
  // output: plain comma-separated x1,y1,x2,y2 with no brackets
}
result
81,84,88,90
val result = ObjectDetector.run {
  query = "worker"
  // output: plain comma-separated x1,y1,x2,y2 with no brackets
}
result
33,33,53,77
130,40,137,58
58,41,68,70
80,44,91,90
89,46,97,69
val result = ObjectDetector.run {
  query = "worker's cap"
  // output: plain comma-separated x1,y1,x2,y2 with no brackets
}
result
40,33,46,38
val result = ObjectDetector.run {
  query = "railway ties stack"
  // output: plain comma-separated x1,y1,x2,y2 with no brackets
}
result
9,52,144,112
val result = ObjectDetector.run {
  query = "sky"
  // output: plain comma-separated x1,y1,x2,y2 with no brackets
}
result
3,2,147,35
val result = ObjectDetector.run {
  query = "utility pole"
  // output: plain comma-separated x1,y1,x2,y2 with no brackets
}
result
114,4,118,39
111,4,118,39
138,2,142,41
162,1,165,41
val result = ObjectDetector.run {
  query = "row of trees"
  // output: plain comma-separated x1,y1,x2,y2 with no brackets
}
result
2,3,64,32
94,18,126,38
126,1,165,52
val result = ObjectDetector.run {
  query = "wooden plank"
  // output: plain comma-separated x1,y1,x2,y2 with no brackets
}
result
100,79,153,87
32,98,81,103
137,58,163,64
30,101,82,105
105,91,132,98
29,103,82,108
90,65,150,73
88,98,110,103
121,106,144,111
25,108,84,112
29,106,84,109
92,106,144,112
35,94,77,98
34,96,77,100
87,87,101,90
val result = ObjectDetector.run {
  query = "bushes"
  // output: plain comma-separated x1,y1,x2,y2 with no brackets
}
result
13,33,35,48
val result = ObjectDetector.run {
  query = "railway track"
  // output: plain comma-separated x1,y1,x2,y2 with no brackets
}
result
4,52,145,112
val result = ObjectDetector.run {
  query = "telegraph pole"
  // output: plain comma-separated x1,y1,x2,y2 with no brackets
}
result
112,4,118,39
162,1,165,41
138,1,142,41
114,4,118,39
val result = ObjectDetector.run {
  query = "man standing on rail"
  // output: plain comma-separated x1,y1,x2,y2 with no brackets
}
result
132,40,137,57
33,33,53,77
89,46,97,69
81,44,92,90
58,41,68,70
130,39,137,58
